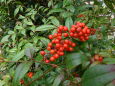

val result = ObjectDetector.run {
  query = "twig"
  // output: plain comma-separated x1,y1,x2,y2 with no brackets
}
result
0,60,59,68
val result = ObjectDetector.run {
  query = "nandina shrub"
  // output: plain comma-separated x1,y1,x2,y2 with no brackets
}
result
0,0,115,86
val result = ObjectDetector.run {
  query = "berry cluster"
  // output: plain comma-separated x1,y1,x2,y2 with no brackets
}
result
40,22,96,63
40,25,76,63
69,22,91,42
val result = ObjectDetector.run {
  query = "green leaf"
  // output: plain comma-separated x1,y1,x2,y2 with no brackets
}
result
52,74,64,86
48,0,53,7
39,37,50,47
65,17,73,29
63,0,73,7
8,30,14,35
65,52,82,70
36,25,56,31
13,62,32,84
12,50,25,61
82,64,115,86
18,15,25,19
14,6,20,16
25,47,35,58
49,16,60,26
103,58,115,64
23,18,33,25
99,52,112,58
66,5,75,12
0,80,5,86
1,35,10,43
60,11,73,18
48,8,65,15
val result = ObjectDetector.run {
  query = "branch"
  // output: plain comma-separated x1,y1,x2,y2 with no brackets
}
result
0,60,59,68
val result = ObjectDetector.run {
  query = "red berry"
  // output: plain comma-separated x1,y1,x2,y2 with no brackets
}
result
87,29,90,34
74,33,78,38
63,26,68,31
78,32,83,36
55,39,60,43
59,47,64,51
85,36,89,40
50,56,55,61
64,40,69,44
57,29,62,33
58,25,64,31
70,32,74,37
27,72,34,78
94,54,99,61
57,36,62,40
45,60,50,63
84,34,88,36
82,28,87,33
71,43,76,47
53,33,58,37
76,27,82,32
52,40,55,43
71,25,76,28
47,47,51,51
84,26,88,29
98,57,103,62
20,79,24,84
81,23,85,27
68,41,72,45
63,44,68,48
50,50,55,54
54,54,59,59
70,27,76,32
56,43,61,48
40,51,46,56
69,47,74,51
64,33,69,37
48,35,53,39
57,33,62,36
48,43,52,47
59,52,64,56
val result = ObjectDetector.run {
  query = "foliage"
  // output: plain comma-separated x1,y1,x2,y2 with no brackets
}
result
0,0,115,86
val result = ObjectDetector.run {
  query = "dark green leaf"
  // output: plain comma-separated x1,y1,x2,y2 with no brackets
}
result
39,37,50,47
82,64,115,86
53,74,64,86
49,16,60,26
1,35,10,43
48,8,65,15
60,11,73,18
14,6,20,16
65,52,83,69
103,58,115,64
25,47,35,58
63,0,73,7
12,50,25,61
65,17,73,29
36,25,56,31
13,62,32,84
66,5,75,12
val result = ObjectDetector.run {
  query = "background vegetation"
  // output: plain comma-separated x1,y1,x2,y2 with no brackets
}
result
0,0,115,86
